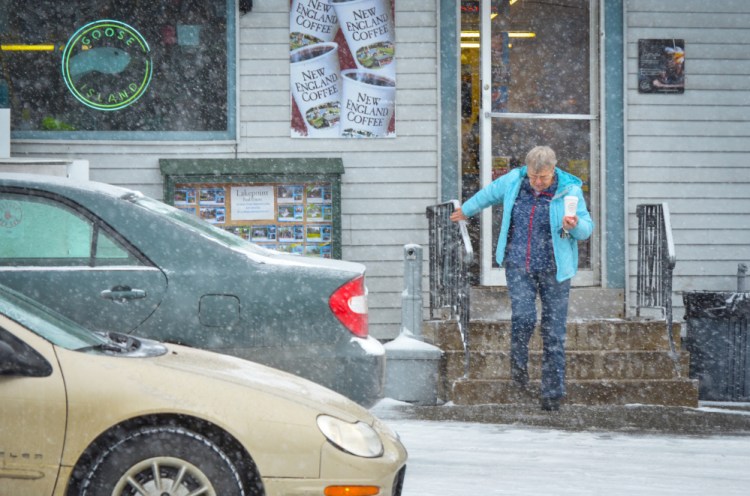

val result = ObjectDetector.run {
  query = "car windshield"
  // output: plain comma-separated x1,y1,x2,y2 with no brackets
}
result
128,194,271,255
0,285,109,350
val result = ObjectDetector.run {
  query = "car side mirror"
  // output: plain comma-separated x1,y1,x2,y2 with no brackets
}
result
0,339,53,377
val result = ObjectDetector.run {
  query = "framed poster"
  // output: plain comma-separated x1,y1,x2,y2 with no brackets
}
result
289,0,396,138
638,39,685,94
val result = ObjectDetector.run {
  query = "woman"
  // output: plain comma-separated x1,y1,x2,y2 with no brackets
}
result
450,145,593,411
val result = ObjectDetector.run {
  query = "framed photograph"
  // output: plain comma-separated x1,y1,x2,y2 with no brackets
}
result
200,207,225,224
199,187,226,205
638,39,685,94
277,185,303,203
174,188,196,205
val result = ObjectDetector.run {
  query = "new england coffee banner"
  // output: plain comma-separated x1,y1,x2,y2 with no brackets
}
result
290,0,396,138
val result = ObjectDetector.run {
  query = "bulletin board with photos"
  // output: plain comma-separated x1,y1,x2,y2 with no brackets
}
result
160,158,343,259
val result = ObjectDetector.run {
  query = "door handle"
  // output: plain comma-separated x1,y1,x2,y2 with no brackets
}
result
100,286,147,302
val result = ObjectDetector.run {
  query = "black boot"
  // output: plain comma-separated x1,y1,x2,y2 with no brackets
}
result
540,397,561,412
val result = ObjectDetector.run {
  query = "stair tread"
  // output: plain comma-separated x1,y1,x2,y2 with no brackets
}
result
450,378,699,407
425,319,683,352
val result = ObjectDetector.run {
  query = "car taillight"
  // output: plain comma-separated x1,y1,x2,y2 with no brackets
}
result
329,275,369,338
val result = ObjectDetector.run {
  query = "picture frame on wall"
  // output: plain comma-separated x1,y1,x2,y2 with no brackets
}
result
638,39,685,94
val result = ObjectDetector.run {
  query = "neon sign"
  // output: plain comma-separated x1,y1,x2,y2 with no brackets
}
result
62,20,152,111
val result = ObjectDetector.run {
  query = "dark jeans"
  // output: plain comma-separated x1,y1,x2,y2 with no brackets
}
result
506,268,571,399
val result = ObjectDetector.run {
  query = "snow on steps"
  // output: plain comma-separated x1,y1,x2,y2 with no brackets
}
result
422,319,699,408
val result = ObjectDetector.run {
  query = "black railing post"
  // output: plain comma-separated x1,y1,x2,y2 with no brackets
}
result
426,200,474,376
636,203,678,360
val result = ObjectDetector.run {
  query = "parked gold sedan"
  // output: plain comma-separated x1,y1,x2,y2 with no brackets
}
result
0,284,407,496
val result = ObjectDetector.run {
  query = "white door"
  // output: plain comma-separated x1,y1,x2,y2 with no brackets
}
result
470,0,600,286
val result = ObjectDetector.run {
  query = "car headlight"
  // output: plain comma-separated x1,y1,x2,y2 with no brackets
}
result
317,415,384,458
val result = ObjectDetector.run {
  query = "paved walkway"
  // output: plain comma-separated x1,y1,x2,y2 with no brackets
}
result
374,400,750,436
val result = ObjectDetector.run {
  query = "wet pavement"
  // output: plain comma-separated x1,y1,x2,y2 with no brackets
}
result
374,400,750,436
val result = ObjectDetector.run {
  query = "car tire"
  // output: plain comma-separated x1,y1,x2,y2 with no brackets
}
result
79,425,255,496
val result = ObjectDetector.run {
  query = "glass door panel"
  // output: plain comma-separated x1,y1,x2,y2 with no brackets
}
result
461,0,598,286
489,118,592,270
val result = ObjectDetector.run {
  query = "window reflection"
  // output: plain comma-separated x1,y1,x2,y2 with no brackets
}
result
0,0,229,135
490,0,590,115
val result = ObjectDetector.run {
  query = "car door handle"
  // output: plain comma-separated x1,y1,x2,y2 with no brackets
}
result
100,286,147,302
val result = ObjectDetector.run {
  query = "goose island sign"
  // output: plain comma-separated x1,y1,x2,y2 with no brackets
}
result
62,20,152,111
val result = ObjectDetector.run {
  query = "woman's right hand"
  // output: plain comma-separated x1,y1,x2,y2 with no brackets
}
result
450,207,467,222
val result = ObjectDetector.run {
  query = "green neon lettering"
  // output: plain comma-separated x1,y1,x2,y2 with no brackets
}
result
63,20,152,111
87,88,102,102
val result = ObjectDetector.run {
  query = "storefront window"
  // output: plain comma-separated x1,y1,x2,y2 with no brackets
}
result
0,0,234,139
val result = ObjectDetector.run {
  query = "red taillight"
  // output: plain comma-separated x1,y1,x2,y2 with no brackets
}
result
329,275,369,338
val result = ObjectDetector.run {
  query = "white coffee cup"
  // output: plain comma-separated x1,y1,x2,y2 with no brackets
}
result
564,195,579,217
339,69,395,137
332,0,396,78
290,42,342,137
290,0,340,50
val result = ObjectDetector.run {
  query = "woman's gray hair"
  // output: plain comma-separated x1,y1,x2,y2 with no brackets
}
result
525,146,557,173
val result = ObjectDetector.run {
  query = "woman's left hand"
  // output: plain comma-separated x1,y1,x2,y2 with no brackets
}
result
563,215,578,231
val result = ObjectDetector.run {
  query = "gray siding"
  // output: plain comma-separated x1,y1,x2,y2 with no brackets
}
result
239,0,439,339
626,0,750,319
12,0,440,340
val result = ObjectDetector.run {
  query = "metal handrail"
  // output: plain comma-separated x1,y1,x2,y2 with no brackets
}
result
426,200,474,376
636,203,678,359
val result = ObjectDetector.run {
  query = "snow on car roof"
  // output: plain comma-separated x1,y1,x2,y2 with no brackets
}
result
0,172,140,199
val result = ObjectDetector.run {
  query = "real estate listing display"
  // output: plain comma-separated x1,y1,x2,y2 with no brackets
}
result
174,181,334,258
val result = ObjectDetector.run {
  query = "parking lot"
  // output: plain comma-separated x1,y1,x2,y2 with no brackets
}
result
373,400,750,495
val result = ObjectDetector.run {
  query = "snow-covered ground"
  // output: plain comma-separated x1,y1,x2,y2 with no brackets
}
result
372,400,750,495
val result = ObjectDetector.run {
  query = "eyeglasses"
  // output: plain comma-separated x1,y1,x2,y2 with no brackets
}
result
528,172,554,181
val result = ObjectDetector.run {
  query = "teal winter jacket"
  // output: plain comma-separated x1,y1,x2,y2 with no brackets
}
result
461,166,594,282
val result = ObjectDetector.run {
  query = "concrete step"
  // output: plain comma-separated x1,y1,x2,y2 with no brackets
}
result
442,350,690,382
471,286,626,320
424,319,682,353
451,378,699,407
422,318,698,407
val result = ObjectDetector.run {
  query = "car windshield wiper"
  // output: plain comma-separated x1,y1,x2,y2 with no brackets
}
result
76,332,140,354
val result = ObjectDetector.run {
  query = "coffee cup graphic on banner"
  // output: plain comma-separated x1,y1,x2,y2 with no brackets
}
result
332,0,395,78
290,0,340,50
340,69,395,137
290,42,342,137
